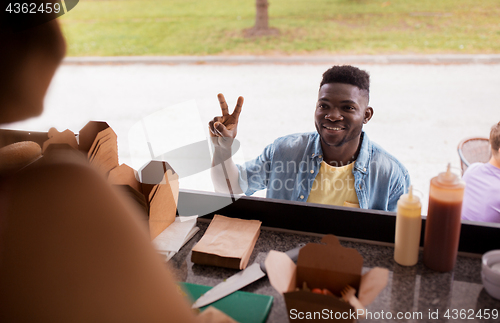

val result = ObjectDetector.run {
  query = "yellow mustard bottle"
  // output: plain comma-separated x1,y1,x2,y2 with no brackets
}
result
394,185,422,266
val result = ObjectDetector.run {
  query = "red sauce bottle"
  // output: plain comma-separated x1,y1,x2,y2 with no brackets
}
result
423,164,465,272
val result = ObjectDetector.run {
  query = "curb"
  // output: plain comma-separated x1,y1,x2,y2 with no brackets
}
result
62,54,500,66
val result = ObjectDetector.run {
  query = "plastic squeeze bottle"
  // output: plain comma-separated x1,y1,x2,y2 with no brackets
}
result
394,185,422,266
423,164,465,272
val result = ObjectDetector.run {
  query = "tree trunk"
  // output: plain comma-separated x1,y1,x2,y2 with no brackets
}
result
254,0,269,30
243,0,279,37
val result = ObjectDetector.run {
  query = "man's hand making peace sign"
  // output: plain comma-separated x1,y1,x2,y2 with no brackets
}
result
209,94,244,195
208,94,243,150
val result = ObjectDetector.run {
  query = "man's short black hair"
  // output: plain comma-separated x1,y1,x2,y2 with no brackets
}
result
320,65,370,95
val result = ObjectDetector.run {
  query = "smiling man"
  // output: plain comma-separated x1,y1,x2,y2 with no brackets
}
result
209,65,410,212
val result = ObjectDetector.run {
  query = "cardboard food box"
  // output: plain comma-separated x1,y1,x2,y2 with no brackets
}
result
265,235,389,322
138,160,179,239
102,159,179,240
78,121,119,175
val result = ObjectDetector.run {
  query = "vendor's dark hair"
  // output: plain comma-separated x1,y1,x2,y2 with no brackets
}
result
491,121,500,154
320,65,370,95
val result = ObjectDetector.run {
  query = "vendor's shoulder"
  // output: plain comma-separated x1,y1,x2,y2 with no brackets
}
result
9,157,108,202
4,157,138,235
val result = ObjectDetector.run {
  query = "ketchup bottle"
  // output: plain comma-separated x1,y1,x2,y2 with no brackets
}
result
423,164,465,272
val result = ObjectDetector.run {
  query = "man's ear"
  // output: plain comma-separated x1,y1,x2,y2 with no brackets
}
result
363,107,373,124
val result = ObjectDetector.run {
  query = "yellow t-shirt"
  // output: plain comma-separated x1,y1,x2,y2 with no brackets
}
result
306,161,360,208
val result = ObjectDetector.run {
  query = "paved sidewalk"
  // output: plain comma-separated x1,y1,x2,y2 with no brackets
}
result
63,54,500,65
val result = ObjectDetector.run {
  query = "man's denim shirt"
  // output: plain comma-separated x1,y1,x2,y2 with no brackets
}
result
236,131,410,212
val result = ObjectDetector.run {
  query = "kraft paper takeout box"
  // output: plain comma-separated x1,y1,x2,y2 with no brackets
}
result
139,160,179,239
265,235,389,323
79,121,119,175
108,160,179,240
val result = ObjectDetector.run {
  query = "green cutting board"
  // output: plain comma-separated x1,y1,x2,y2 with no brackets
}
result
179,282,273,323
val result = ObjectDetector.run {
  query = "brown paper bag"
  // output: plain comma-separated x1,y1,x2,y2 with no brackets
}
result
191,214,261,270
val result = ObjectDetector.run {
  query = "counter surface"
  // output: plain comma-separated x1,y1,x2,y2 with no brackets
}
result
169,220,500,323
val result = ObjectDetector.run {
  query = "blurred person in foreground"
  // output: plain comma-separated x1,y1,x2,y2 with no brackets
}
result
209,65,410,212
461,121,500,223
0,4,223,322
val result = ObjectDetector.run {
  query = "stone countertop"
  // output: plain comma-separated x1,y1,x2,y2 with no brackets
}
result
169,220,500,323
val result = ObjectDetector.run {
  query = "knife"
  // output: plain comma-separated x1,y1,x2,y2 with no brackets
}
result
191,246,302,309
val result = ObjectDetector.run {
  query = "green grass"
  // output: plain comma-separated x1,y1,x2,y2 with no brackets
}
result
59,0,500,56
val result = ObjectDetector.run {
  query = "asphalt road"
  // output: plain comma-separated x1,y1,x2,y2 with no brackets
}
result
6,57,500,213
